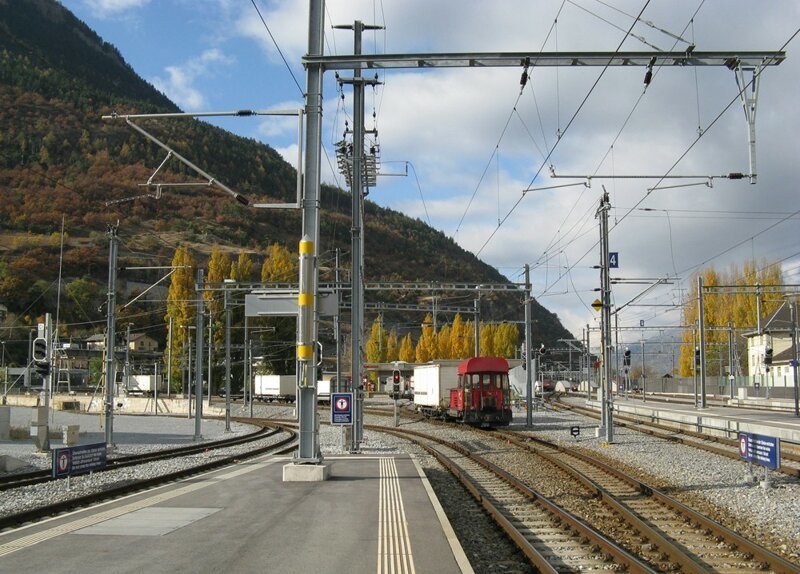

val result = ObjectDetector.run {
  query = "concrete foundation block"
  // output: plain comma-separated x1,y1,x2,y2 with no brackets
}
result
0,405,9,440
283,463,331,482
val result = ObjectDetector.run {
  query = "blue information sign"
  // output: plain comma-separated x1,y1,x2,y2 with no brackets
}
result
331,392,354,426
52,443,107,479
609,252,619,268
738,432,781,470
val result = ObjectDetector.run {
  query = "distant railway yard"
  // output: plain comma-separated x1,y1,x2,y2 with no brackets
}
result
2,395,798,572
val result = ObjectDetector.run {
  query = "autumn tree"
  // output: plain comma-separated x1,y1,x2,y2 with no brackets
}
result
385,330,399,362
679,258,783,376
493,322,519,358
164,246,196,391
205,246,231,349
436,324,452,359
230,250,255,282
415,313,437,363
257,244,298,374
399,333,415,362
479,322,496,356
365,316,387,363
261,243,296,282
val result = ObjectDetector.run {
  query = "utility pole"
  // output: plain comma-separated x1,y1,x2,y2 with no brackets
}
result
474,295,481,356
104,224,118,448
335,19,382,453
791,301,799,417
194,269,204,441
224,281,232,431
524,265,533,427
597,189,613,443
270,0,325,469
167,316,173,398
207,310,213,406
728,321,735,400
698,276,707,408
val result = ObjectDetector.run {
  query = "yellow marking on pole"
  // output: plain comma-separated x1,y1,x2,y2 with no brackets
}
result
297,344,312,359
298,293,314,306
299,239,314,254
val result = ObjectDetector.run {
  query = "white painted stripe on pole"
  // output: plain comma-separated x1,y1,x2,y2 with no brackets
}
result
377,457,415,574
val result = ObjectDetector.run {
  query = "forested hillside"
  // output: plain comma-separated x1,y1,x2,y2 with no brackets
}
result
0,0,573,375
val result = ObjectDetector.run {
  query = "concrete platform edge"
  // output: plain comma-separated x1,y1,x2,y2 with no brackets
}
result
410,454,474,574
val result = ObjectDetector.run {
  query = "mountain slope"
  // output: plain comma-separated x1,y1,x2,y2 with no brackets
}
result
0,0,574,360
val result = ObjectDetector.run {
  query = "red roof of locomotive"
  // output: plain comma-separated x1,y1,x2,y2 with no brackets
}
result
457,357,509,375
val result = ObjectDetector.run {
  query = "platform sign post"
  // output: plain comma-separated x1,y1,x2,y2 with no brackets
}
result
52,442,107,490
331,392,354,425
738,432,780,489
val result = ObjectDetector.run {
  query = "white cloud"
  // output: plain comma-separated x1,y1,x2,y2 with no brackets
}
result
81,0,150,18
151,49,233,111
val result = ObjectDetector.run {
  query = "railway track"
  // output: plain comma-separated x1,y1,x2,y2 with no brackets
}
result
0,418,281,491
374,425,656,573
555,398,800,478
494,429,799,573
0,419,297,532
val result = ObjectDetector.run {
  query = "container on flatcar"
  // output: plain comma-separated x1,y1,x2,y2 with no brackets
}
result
254,375,296,403
316,378,331,404
125,374,166,396
412,361,461,415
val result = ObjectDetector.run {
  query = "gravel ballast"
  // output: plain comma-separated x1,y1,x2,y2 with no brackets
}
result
2,401,798,571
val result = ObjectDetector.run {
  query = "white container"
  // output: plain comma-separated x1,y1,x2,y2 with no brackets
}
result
316,379,331,402
126,375,165,395
412,362,460,409
254,375,296,402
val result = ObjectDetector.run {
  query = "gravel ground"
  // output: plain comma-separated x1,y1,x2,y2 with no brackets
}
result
2,400,798,571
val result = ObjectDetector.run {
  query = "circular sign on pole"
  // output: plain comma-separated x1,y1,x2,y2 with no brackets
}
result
739,434,749,457
58,451,70,473
335,396,350,412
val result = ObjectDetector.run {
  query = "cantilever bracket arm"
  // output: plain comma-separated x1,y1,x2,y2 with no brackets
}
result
121,118,250,205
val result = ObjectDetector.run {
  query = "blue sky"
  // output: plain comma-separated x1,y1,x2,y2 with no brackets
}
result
61,1,800,341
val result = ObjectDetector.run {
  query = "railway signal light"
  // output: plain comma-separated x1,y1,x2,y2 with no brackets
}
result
694,346,701,366
33,337,50,376
623,347,631,367
764,346,773,366
538,343,547,356
392,370,401,398
33,337,48,362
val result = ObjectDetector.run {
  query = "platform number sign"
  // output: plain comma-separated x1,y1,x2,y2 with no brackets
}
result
331,392,354,426
609,252,619,268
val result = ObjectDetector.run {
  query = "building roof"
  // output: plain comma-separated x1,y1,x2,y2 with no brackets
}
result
744,301,796,337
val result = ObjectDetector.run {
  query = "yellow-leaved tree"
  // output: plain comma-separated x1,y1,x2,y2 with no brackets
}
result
261,243,296,282
399,333,415,362
679,258,783,376
165,246,196,391
365,316,386,363
415,313,437,362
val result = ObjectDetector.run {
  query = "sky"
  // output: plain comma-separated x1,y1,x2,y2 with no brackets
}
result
61,0,800,344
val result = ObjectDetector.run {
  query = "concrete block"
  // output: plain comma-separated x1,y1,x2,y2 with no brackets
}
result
738,387,748,399
0,405,9,440
283,463,330,482
0,455,28,472
62,424,80,446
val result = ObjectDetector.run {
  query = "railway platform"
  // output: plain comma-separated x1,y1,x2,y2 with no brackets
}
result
584,395,800,442
0,451,472,574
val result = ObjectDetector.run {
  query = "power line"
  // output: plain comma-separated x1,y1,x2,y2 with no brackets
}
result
249,0,304,97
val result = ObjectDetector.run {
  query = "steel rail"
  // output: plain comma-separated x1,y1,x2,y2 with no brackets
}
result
499,429,800,573
374,425,656,573
557,399,800,478
0,421,276,491
0,422,296,533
